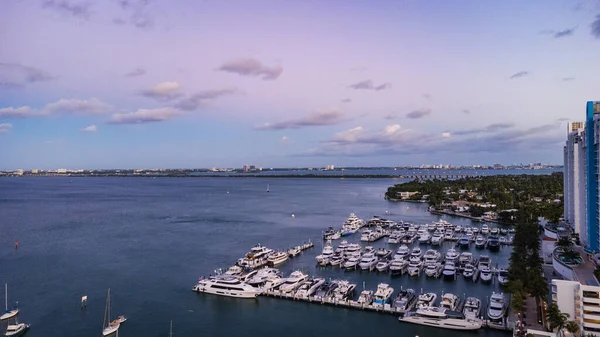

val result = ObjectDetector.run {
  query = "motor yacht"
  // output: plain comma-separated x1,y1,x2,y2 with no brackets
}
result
423,249,441,265
360,229,372,242
329,253,344,267
267,251,289,266
315,240,334,264
344,243,362,257
343,255,361,270
440,293,459,311
463,297,482,320
508,228,516,234
331,280,356,301
261,276,285,291
416,292,437,308
500,228,508,235
341,213,364,236
418,232,431,244
389,259,409,275
237,244,274,269
313,281,338,300
444,231,454,241
424,263,443,278
375,260,390,272
294,278,325,298
4,323,30,337
458,252,473,266
455,225,463,233
444,248,459,263
373,283,394,305
393,289,417,312
375,248,392,259
245,267,281,286
490,227,499,235
407,260,423,276
462,264,475,279
224,265,244,276
497,268,509,285
457,236,470,249
287,246,302,257
394,245,410,260
481,224,489,235
475,236,486,249
337,240,349,250
357,290,374,305
478,255,491,270
399,307,483,330
401,234,416,244
472,227,480,234
193,275,261,298
499,236,507,245
279,271,309,293
487,236,500,251
431,233,443,246
359,253,378,271
442,262,456,280
410,247,422,260
479,267,492,283
487,292,507,321
387,231,401,244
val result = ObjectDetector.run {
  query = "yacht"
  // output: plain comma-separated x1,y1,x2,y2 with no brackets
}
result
360,229,372,242
344,243,362,257
424,263,443,278
478,255,491,270
431,233,443,246
500,228,508,235
294,278,325,298
389,259,409,275
286,246,300,258
279,271,309,293
224,265,244,276
267,251,289,266
393,289,417,312
463,297,482,320
329,253,344,267
4,323,30,337
387,231,401,244
394,245,410,260
444,231,454,241
237,244,274,269
508,228,516,235
373,283,394,305
357,290,374,305
410,247,422,260
245,267,281,286
487,292,507,321
375,260,391,272
499,236,508,245
407,259,423,276
359,253,378,271
323,226,337,240
487,236,500,251
375,248,392,259
313,281,338,300
423,249,441,265
481,224,489,235
490,227,499,235
475,236,486,249
462,264,475,279
1,284,19,321
416,292,437,308
457,236,470,249
479,267,492,283
337,240,349,250
444,248,459,263
193,275,261,298
418,232,431,244
315,240,334,264
343,256,361,270
261,276,285,291
331,280,356,301
440,293,459,311
400,307,483,330
341,213,364,236
472,227,480,234
442,262,456,280
402,234,417,244
458,252,473,266
497,268,509,285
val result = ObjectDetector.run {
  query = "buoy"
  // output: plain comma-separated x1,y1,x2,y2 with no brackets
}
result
292,214,295,218
15,241,18,249
81,295,87,308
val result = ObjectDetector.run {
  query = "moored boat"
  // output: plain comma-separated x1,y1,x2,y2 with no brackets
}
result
399,306,483,330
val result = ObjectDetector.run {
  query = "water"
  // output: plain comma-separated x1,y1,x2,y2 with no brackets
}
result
0,177,513,337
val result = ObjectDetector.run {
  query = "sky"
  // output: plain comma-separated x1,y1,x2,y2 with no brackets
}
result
1,0,600,170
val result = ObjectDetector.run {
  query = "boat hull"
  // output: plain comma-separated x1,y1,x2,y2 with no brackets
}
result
399,316,482,330
0,309,19,321
192,285,260,298
102,324,120,336
5,324,30,337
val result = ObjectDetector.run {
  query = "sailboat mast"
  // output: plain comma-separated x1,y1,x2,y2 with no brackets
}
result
103,289,110,328
4,284,7,311
169,320,173,337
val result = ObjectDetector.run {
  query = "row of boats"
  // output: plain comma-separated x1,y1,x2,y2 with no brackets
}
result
191,267,508,331
234,242,313,270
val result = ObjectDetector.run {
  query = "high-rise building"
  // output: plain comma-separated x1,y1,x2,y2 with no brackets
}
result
552,279,600,336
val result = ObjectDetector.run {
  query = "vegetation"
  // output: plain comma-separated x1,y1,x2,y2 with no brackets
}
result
546,303,580,336
385,173,564,223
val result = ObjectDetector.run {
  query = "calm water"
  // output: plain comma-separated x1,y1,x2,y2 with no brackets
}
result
192,168,561,176
0,177,514,337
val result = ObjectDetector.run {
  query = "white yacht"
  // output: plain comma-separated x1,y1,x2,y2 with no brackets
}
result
357,290,374,305
490,227,499,235
387,231,401,244
463,297,482,320
400,307,483,330
237,244,274,269
487,292,507,321
416,292,437,308
332,280,356,301
341,213,364,236
375,260,390,272
424,263,443,278
442,262,456,279
440,293,459,311
315,240,335,264
458,252,473,266
193,275,261,298
279,271,309,293
462,264,475,279
472,227,480,234
267,251,289,266
410,247,422,260
224,265,244,276
343,255,361,270
261,276,285,291
389,259,409,275
359,253,378,271
478,255,491,270
375,248,392,259
373,283,394,305
287,246,302,257
423,249,441,265
479,267,492,283
393,289,417,312
360,229,372,242
294,278,325,298
444,231,454,241
4,323,30,337
481,224,489,235
418,232,431,244
394,245,410,260
245,267,281,286
407,259,423,276
431,233,443,246
497,268,509,285
344,243,362,257
337,240,349,250
329,253,343,267
444,248,459,263
475,236,486,249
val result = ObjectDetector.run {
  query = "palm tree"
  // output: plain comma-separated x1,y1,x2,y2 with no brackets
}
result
555,237,572,251
546,303,569,336
565,320,580,337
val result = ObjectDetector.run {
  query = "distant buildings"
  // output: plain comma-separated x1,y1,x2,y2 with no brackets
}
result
325,164,335,170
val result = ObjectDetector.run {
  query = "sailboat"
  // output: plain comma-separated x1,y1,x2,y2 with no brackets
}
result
0,284,19,321
266,184,270,193
168,320,173,337
102,289,120,336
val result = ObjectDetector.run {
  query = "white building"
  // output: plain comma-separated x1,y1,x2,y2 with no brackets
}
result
564,121,587,245
552,279,600,336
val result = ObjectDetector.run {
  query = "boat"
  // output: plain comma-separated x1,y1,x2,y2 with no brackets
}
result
393,289,417,312
440,293,459,311
337,240,349,250
424,263,443,278
359,253,378,271
416,292,437,308
331,280,356,301
457,236,470,249
375,260,390,272
224,265,244,276
0,284,19,321
458,252,473,266
343,256,361,270
294,278,325,298
463,297,482,320
444,248,459,263
490,227,498,235
442,261,457,280
481,224,489,234
500,228,508,235
431,233,443,246
399,306,483,330
267,251,289,266
287,246,302,257
279,271,309,293
329,253,344,267
357,290,374,305
487,236,500,251
373,283,394,305
387,232,401,244
407,260,423,276
168,320,173,337
245,267,281,286
193,275,261,298
479,267,492,283
316,240,334,264
472,227,479,234
487,292,507,321
499,236,508,245
261,276,285,291
462,264,475,279
423,249,441,265
237,244,274,269
497,268,509,285
393,245,410,260
410,247,422,260
343,243,362,257
375,248,392,259
389,259,409,275
478,255,491,270
475,236,486,249
4,323,30,337
418,232,431,244
102,289,120,336
322,227,336,240
313,281,338,299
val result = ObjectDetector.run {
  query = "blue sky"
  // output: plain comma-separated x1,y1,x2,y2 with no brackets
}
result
1,0,600,169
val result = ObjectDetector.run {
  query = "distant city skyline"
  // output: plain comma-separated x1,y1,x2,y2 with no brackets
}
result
2,0,600,169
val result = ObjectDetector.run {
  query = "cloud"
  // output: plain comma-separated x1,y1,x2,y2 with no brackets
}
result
113,0,155,29
554,28,576,38
0,123,12,134
81,124,97,132
0,98,110,119
125,67,146,77
462,109,471,114
594,15,600,38
0,81,24,89
509,71,529,79
453,122,515,136
442,132,451,138
562,77,576,81
406,108,432,119
42,0,92,20
140,81,182,101
423,93,432,100
556,117,570,122
0,62,57,84
108,107,181,124
174,88,237,111
281,136,290,143
218,58,283,80
348,80,391,91
256,109,345,130
332,126,365,142
341,98,352,103
384,114,398,120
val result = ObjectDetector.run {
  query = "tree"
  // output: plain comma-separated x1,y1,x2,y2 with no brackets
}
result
510,290,525,316
546,303,569,335
565,320,580,337
555,237,573,251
